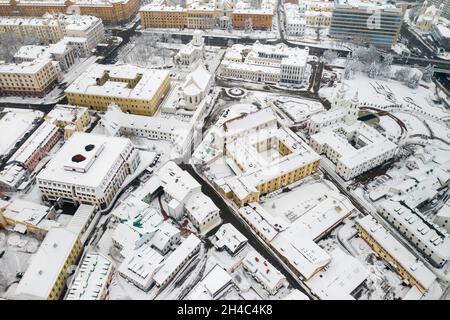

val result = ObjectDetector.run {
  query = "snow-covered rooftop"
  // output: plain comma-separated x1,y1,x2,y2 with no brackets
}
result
0,109,41,156
118,244,164,290
156,161,201,204
2,199,51,228
46,104,89,125
356,215,437,291
153,234,201,286
306,247,368,300
242,250,286,293
37,132,134,188
213,223,248,255
66,253,114,300
185,192,219,225
270,233,331,280
14,228,79,299
65,63,169,101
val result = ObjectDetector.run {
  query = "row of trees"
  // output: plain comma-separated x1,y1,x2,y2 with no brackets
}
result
340,45,434,88
0,33,39,63
121,34,180,67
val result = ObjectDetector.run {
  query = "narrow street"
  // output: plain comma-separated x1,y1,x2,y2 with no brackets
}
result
179,163,315,299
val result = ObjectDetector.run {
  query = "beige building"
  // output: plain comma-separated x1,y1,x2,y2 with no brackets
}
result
0,57,58,97
0,15,63,44
65,64,171,116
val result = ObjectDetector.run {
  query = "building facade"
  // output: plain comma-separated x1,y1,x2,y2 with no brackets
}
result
65,64,171,116
139,3,273,30
232,9,273,30
36,133,141,210
66,253,115,300
219,42,310,86
45,104,91,139
0,57,58,97
13,228,83,300
0,0,139,23
139,5,188,29
329,0,404,47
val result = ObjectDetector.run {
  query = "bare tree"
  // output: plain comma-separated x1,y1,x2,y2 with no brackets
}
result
323,49,338,64
244,18,253,33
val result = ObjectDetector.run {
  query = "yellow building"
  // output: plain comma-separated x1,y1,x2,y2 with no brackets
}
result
65,64,171,116
0,57,58,97
0,199,56,238
0,0,139,23
45,104,91,139
224,128,321,207
13,228,83,300
0,199,8,228
139,5,187,29
356,216,437,294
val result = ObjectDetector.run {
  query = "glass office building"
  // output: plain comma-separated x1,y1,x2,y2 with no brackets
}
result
330,0,404,48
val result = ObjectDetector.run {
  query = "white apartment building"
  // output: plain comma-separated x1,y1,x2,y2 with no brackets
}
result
0,14,104,54
242,250,286,295
187,264,234,300
0,15,63,44
118,244,164,291
310,122,397,180
66,253,115,300
156,161,221,234
153,234,202,288
378,199,450,268
285,3,306,36
14,42,76,71
213,223,248,256
156,161,202,220
36,132,140,210
99,104,198,158
185,192,222,235
61,14,105,53
220,42,311,85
